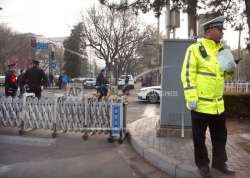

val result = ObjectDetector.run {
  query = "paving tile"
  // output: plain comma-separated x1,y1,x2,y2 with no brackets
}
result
128,116,250,178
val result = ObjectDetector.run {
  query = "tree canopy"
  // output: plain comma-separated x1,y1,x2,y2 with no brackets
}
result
98,0,250,48
63,23,88,78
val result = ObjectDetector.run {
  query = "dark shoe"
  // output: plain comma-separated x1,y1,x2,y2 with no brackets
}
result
199,167,212,178
212,164,235,175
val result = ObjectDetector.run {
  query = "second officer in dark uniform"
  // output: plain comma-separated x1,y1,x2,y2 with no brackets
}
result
23,60,48,98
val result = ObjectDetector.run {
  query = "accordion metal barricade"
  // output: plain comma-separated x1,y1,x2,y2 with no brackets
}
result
0,93,127,143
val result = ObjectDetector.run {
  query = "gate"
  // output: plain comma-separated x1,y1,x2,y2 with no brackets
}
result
0,93,127,143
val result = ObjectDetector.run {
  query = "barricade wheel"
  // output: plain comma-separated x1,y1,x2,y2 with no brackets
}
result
82,134,88,140
118,138,123,144
19,130,24,135
107,137,114,143
52,132,57,138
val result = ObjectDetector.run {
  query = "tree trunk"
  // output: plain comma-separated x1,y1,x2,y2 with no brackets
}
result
245,0,250,47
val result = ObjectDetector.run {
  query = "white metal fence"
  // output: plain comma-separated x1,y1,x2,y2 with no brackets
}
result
0,93,127,143
224,82,250,93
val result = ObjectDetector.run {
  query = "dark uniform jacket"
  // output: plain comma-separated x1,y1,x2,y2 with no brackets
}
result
23,67,47,98
96,73,108,99
5,70,17,97
96,73,107,87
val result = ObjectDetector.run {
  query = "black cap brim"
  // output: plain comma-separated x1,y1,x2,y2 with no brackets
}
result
8,63,16,67
32,60,40,64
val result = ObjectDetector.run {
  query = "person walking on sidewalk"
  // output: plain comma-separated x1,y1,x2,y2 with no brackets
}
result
23,60,48,98
96,69,108,101
181,16,236,178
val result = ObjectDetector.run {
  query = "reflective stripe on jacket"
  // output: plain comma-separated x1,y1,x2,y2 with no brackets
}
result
181,38,234,114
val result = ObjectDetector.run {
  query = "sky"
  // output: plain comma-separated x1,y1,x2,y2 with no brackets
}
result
0,0,248,50
0,0,93,37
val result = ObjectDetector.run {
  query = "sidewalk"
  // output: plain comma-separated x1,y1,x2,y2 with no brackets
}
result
127,114,250,178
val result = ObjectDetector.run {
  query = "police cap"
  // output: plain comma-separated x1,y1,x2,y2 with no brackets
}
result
32,59,40,64
202,16,225,31
7,62,16,67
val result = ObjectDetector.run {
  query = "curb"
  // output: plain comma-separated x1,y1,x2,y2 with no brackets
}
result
127,126,202,178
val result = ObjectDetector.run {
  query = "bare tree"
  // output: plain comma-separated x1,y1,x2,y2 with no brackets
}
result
0,25,29,73
244,0,250,50
0,26,15,72
81,5,148,81
137,26,161,63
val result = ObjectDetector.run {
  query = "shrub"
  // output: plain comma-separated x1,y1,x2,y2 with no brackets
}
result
224,94,250,119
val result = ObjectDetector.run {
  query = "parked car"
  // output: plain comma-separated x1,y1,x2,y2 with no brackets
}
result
71,77,87,83
137,86,161,103
0,76,5,87
83,78,96,89
118,75,135,89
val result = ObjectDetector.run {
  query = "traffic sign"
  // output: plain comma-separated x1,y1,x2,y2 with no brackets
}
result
36,42,49,49
111,104,122,137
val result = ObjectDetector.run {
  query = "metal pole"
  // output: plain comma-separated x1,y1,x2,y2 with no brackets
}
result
173,28,176,39
49,45,52,87
157,16,160,85
116,61,119,85
165,0,171,38
237,24,242,81
89,47,92,77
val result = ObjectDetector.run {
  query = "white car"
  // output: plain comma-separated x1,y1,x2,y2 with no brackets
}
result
137,86,161,103
0,76,5,87
71,77,89,83
118,75,135,89
83,78,96,89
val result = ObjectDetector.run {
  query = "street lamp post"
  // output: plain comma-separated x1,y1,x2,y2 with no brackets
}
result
236,24,243,81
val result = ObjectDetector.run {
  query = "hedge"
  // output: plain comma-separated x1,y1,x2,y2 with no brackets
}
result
224,94,250,119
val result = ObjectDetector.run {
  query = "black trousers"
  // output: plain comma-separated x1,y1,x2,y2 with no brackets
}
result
191,111,228,169
97,86,107,100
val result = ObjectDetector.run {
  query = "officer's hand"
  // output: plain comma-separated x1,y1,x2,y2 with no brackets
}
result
24,84,29,90
187,102,197,110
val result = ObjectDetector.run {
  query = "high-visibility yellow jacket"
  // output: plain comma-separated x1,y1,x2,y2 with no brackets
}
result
181,38,234,115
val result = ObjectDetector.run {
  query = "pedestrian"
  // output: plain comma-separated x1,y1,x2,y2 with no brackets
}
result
96,69,108,101
17,69,25,97
62,73,70,90
181,16,236,178
23,60,48,98
49,73,54,87
58,74,63,89
4,62,18,97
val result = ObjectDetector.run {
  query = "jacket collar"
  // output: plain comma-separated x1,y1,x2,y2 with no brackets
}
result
202,38,223,51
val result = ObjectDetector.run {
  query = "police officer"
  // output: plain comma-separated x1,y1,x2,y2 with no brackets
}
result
4,63,18,97
23,60,48,98
181,16,236,178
